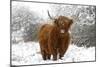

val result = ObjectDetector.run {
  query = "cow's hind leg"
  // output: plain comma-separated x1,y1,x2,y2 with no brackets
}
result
53,49,57,61
58,48,63,59
47,54,51,60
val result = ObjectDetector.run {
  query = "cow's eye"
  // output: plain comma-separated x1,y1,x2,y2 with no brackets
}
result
62,23,64,25
60,22,64,25
61,22,64,26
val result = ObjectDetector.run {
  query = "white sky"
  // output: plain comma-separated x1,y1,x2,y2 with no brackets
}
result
12,1,52,19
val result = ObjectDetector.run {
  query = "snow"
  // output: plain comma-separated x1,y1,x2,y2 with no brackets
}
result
12,42,95,65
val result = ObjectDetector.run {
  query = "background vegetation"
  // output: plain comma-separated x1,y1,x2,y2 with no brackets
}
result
11,3,96,47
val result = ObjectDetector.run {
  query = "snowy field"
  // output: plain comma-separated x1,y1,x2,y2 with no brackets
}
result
12,42,95,65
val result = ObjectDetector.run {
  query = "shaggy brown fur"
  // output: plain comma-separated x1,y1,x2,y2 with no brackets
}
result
38,16,73,60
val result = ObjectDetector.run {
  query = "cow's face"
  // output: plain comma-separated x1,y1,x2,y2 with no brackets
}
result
54,16,73,33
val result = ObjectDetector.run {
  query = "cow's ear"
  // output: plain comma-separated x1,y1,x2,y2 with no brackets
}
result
68,19,73,28
54,19,59,26
70,19,73,25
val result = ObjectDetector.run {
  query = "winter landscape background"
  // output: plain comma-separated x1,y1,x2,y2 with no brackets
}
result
11,1,96,66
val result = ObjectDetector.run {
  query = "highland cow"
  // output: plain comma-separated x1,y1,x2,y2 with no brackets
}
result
38,16,73,60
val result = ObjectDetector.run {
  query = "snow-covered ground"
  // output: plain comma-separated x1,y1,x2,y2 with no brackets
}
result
12,42,95,65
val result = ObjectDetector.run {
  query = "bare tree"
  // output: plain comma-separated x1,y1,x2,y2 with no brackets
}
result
12,6,40,43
